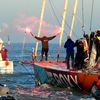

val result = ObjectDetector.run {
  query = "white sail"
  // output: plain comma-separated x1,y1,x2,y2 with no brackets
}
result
58,0,68,56
69,0,78,37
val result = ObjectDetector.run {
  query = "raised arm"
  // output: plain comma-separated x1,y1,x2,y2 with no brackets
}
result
30,32,42,41
47,35,56,40
34,36,42,41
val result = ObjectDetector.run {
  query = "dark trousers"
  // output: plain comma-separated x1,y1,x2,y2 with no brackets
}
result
75,53,84,69
41,48,48,61
66,52,74,69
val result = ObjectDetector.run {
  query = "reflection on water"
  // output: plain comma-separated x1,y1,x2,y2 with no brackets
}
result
13,83,96,100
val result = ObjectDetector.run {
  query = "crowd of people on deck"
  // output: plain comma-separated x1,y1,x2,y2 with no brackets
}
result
31,29,100,70
64,30,100,70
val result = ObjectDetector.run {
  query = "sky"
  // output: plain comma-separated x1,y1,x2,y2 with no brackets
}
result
0,0,100,43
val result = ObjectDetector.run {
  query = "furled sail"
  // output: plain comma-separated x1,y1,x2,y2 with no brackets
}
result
57,0,68,59
35,0,46,57
69,0,78,37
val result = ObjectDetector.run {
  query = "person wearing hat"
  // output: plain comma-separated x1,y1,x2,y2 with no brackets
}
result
95,30,100,62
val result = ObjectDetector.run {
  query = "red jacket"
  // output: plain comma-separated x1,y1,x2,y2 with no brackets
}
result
1,48,8,60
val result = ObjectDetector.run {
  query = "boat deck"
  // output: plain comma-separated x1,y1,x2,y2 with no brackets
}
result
34,61,66,71
34,60,100,74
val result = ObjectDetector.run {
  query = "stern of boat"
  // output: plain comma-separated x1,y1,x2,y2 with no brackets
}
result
0,61,13,74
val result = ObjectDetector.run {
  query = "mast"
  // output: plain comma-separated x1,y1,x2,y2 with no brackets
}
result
82,0,85,33
57,0,68,61
90,0,94,32
35,0,46,57
7,34,11,45
69,0,78,37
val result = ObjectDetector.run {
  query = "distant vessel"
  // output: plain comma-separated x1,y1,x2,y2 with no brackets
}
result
0,38,13,74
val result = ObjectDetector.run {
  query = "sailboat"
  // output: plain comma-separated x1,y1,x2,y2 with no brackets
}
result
21,0,100,92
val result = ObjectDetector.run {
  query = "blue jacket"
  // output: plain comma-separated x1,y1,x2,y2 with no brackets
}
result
64,39,75,54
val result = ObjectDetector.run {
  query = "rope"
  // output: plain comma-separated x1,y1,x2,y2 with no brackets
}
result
49,0,61,26
49,0,78,42
49,0,74,36
76,15,90,33
35,0,46,57
20,64,35,85
90,0,94,31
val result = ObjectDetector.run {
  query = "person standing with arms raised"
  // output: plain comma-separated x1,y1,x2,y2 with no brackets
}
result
32,33,58,61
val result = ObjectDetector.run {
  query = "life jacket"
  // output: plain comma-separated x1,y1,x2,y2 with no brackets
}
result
96,36,100,43
95,32,100,44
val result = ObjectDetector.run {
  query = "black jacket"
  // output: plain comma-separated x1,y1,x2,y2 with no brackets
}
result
35,35,56,49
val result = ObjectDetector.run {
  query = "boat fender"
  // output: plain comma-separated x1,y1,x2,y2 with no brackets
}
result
0,84,9,96
5,61,10,66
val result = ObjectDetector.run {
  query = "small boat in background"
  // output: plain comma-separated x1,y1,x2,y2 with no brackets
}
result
0,38,13,74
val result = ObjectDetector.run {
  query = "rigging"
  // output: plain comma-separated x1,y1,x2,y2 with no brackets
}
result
49,0,61,26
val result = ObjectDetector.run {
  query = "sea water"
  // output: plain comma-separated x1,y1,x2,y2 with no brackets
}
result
0,43,96,100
